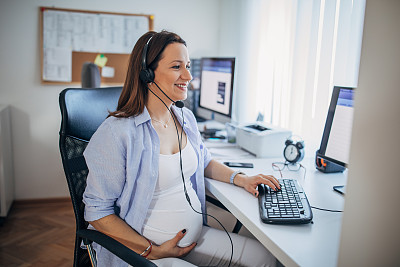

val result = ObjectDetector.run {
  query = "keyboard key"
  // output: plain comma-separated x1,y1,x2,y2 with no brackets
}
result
268,214,281,218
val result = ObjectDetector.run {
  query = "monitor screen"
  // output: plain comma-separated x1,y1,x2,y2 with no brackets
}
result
198,58,235,120
319,86,355,167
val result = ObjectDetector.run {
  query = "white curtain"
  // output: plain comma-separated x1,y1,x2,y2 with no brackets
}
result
236,0,365,153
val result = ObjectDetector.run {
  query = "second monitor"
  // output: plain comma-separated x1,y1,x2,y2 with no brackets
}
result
196,57,235,124
316,86,355,177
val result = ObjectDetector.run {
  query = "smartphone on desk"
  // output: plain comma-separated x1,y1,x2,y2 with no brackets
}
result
333,185,346,195
224,162,254,168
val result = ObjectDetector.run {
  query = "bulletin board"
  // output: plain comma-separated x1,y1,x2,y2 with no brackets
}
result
40,7,154,84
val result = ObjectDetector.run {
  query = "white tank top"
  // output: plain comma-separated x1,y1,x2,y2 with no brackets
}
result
142,139,203,247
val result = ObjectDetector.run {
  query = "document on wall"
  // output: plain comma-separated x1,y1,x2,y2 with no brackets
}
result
42,9,149,82
43,47,72,82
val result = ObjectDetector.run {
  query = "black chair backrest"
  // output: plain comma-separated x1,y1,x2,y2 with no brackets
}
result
60,87,122,141
59,87,122,267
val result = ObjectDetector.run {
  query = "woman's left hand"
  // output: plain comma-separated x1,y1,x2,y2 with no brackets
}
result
234,173,281,197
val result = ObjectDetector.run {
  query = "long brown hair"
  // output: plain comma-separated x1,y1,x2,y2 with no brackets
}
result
109,30,186,118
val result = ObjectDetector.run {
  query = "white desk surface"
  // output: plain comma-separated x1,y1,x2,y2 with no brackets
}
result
205,154,347,267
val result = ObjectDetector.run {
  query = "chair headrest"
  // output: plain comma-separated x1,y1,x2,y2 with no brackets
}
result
59,87,123,141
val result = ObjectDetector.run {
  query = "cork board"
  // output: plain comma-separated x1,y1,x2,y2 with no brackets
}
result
40,6,153,84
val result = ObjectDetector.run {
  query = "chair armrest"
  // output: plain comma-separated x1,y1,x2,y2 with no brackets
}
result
206,195,229,212
77,229,156,267
206,195,243,233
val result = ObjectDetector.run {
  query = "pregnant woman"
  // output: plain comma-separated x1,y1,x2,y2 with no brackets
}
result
83,30,278,267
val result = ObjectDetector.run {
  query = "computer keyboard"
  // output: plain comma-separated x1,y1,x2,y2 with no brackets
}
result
258,179,313,224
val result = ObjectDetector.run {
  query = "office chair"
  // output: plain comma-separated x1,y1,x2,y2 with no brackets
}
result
59,87,155,267
59,87,242,266
81,62,101,88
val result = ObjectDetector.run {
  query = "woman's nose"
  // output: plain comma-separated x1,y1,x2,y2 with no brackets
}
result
182,68,192,81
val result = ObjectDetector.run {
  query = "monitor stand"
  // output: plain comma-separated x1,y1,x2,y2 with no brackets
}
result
315,150,346,173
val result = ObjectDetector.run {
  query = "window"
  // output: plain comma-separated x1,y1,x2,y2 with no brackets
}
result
233,0,365,152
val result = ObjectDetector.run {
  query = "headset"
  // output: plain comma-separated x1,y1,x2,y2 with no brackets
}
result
139,33,233,266
139,35,185,108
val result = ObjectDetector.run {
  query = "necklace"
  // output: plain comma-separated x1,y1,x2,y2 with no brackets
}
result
151,114,171,128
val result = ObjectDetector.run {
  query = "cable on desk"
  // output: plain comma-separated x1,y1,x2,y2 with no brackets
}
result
311,206,343,213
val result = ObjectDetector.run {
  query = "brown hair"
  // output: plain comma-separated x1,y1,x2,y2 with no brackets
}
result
109,30,186,118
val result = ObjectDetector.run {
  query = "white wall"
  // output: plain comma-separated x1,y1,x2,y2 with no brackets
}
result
338,0,400,265
218,0,262,123
0,0,225,200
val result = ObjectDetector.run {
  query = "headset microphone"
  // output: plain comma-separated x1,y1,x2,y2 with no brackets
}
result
175,100,185,108
152,81,185,108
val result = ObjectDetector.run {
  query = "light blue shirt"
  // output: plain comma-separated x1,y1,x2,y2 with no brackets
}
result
83,105,212,266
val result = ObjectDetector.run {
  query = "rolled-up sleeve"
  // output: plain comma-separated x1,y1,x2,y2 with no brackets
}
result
202,140,212,168
83,121,126,222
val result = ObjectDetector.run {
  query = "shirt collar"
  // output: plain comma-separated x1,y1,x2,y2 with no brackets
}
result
134,106,151,127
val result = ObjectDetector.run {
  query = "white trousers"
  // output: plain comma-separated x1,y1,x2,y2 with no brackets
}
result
150,226,276,267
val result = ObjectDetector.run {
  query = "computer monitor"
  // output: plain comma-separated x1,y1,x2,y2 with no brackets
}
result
318,86,355,167
196,57,235,124
316,86,355,193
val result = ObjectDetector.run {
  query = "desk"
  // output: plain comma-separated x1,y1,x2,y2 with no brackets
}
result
205,156,347,267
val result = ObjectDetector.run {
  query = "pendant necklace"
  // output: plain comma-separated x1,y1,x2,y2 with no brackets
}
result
152,115,171,128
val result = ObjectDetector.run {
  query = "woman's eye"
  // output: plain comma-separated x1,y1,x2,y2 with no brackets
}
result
186,65,191,69
172,65,180,69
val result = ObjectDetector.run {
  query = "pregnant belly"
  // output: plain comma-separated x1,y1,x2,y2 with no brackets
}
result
142,188,203,247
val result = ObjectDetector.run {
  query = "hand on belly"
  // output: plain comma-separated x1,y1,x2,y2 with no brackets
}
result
143,210,203,246
143,186,203,246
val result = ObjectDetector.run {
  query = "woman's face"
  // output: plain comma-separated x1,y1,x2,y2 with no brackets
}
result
153,43,192,102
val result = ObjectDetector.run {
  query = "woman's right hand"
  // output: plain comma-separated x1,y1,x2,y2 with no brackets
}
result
147,229,197,260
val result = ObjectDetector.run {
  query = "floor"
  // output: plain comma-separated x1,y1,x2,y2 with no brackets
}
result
0,199,75,267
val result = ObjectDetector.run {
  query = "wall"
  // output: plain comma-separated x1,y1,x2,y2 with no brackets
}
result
0,0,224,200
218,0,262,123
338,0,400,265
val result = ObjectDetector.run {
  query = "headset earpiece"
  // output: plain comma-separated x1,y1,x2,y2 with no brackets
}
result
139,35,155,84
139,68,154,83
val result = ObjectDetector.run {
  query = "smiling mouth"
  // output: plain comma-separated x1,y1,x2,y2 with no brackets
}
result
175,84,188,90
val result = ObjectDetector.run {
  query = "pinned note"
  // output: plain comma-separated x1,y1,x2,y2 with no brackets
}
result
94,54,108,67
102,66,115,78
